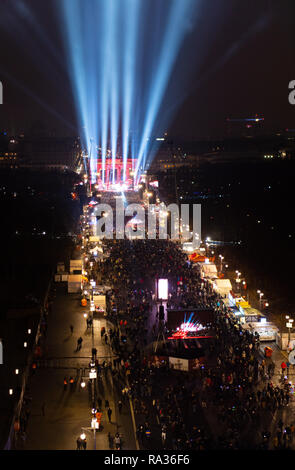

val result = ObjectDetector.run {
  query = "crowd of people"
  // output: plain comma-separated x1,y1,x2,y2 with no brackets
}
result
87,239,217,449
82,230,294,450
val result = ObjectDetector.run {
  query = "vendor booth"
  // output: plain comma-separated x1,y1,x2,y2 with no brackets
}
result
200,262,218,279
242,320,278,341
212,278,232,298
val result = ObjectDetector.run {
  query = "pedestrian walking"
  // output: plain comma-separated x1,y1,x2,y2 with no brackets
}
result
76,437,81,450
114,433,121,450
77,337,83,351
92,347,97,359
107,407,112,422
281,361,287,377
97,396,102,410
108,432,113,449
118,400,123,414
82,438,87,450
32,362,37,375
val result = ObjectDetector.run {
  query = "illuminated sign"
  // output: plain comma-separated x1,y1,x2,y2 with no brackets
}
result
89,368,97,379
158,279,168,300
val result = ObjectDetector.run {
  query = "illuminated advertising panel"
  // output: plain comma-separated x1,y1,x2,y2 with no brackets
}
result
158,278,168,300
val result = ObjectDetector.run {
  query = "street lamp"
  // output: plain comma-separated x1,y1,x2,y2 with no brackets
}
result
219,255,224,272
286,316,294,349
235,271,241,292
257,290,264,309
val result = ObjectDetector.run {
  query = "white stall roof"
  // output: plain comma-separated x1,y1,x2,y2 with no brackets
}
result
214,279,232,289
201,263,218,278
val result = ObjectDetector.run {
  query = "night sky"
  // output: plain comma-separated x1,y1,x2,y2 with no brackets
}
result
0,0,295,140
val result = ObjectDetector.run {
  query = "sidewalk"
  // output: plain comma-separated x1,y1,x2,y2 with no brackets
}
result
259,341,293,386
21,283,136,450
257,342,295,449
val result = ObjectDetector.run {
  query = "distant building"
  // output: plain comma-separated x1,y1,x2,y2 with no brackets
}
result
0,134,19,168
96,157,134,189
21,136,82,171
0,133,82,172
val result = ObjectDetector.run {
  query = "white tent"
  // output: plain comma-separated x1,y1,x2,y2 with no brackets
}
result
213,278,232,296
201,263,218,279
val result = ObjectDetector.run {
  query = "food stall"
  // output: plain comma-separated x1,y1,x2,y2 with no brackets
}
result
212,278,232,299
199,262,218,279
237,303,278,341
242,320,278,341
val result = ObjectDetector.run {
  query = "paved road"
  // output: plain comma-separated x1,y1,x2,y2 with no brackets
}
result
258,342,295,448
20,282,136,450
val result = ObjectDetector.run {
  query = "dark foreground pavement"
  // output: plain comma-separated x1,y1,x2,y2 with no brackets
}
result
20,283,136,450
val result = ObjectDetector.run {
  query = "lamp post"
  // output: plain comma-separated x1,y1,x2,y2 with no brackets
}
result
219,255,224,273
286,316,294,349
257,290,264,309
205,237,211,257
235,271,241,292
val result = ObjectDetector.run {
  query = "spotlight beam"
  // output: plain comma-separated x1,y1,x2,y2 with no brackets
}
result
122,0,139,182
59,0,197,187
135,0,196,180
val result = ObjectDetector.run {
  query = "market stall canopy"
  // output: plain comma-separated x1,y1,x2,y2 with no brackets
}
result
189,253,215,263
201,263,218,279
213,278,232,295
236,299,251,309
